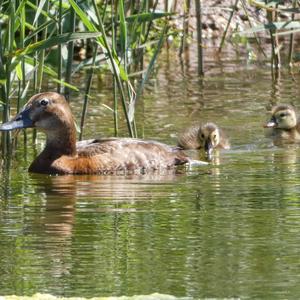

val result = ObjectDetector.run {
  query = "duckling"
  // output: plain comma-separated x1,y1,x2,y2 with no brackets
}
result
0,92,207,175
264,104,300,145
177,122,230,158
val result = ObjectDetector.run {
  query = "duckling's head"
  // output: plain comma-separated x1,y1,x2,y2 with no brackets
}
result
264,104,297,130
198,123,220,158
0,92,74,134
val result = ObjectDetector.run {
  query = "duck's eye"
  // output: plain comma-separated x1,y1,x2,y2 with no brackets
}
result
279,113,286,118
40,99,49,106
201,134,205,139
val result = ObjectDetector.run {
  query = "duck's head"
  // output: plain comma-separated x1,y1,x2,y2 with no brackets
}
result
264,104,297,130
198,123,220,158
0,92,74,133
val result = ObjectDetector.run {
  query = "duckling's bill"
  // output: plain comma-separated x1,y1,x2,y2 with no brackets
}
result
264,116,277,128
204,139,214,159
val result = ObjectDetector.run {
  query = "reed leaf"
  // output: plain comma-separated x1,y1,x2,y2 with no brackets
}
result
10,32,103,71
274,28,300,36
119,0,127,56
239,21,300,35
68,0,128,81
24,57,79,91
33,0,47,26
126,12,173,23
135,25,168,103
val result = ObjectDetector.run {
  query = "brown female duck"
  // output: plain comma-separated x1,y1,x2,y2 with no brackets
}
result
177,122,230,158
264,104,300,145
0,92,205,174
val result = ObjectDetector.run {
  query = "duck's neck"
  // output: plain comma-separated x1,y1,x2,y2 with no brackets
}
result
43,125,77,157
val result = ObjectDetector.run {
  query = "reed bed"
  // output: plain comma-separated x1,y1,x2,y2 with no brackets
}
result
0,0,172,152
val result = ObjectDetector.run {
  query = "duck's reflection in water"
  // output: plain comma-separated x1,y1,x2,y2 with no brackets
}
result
29,171,186,235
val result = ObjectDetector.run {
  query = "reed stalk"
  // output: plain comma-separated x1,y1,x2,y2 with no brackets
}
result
136,24,168,101
219,0,239,52
240,0,266,58
179,0,191,56
65,3,76,101
57,0,63,94
79,44,98,141
195,0,204,76
288,0,297,66
111,0,118,136
266,3,280,71
90,0,134,137
145,0,159,42
36,1,49,92
113,76,118,136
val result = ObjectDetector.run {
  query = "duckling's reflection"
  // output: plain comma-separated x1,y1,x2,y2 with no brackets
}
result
268,147,299,175
184,148,221,175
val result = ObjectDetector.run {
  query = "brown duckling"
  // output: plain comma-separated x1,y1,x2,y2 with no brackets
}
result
177,122,230,158
0,92,207,175
264,104,300,145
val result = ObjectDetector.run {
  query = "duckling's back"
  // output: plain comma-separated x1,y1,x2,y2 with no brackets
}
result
177,125,201,150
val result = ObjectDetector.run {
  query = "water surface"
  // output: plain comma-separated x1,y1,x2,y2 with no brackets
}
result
1,47,300,299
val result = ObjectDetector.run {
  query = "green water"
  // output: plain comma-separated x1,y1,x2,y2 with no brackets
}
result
1,49,300,299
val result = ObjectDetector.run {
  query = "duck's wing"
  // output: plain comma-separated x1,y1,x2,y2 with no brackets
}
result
76,137,120,150
77,138,189,171
76,139,98,149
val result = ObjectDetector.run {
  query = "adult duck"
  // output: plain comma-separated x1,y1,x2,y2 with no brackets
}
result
0,92,205,174
264,104,300,145
177,122,230,158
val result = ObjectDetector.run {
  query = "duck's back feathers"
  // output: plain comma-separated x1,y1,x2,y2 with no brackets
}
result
45,138,189,175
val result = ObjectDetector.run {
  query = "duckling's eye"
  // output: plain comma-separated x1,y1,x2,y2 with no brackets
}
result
201,134,205,139
279,113,286,118
40,99,49,106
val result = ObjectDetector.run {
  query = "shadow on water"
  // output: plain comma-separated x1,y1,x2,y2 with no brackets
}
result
1,46,300,298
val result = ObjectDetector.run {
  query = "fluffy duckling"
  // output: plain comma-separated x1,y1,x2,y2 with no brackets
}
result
0,92,207,175
264,104,300,145
177,122,230,158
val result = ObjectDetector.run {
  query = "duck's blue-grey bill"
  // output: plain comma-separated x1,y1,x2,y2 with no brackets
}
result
0,108,33,131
